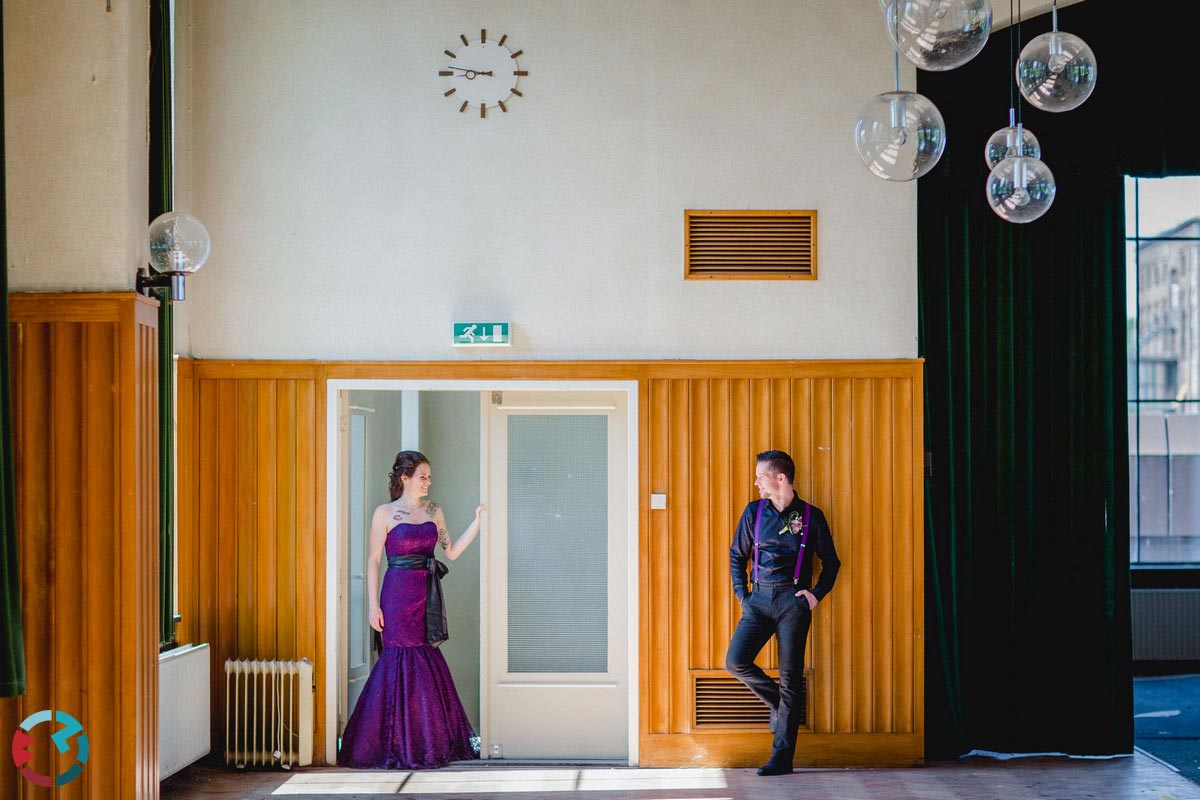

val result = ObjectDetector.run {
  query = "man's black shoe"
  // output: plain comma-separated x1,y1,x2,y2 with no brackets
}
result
756,762,793,777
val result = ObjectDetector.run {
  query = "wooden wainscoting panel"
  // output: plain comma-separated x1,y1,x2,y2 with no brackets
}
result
636,366,924,765
4,293,159,799
178,367,326,763
175,359,922,768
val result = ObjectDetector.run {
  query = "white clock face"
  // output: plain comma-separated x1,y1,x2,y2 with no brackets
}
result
441,32,526,117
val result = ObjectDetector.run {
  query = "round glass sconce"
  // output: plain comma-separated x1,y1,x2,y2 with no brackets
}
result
141,212,212,301
855,90,947,181
986,156,1056,223
883,0,992,71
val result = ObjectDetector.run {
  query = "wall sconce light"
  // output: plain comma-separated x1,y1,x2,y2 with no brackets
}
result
137,211,211,302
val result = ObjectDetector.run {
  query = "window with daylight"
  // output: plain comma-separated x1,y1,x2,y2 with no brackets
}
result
1127,176,1200,564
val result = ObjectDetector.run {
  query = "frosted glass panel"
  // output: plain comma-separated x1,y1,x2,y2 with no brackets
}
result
507,415,608,673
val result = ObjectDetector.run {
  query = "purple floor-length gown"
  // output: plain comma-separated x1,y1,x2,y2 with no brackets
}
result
338,521,478,769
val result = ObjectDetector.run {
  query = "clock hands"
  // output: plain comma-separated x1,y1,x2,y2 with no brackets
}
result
445,66,493,79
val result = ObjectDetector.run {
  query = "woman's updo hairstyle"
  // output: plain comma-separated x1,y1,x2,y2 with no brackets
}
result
388,450,429,501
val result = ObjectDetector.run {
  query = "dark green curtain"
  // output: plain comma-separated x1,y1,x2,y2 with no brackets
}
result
150,0,176,647
0,3,28,698
918,4,1200,757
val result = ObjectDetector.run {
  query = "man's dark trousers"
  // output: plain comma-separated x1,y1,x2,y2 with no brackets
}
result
725,581,811,765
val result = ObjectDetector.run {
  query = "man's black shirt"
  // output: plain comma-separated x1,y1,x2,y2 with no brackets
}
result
729,491,840,601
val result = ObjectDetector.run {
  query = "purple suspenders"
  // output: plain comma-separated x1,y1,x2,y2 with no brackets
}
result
751,499,813,587
751,500,767,585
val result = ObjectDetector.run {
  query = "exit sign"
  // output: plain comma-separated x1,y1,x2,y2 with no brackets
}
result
452,322,510,347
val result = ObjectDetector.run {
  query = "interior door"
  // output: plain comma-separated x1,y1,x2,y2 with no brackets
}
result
484,391,629,760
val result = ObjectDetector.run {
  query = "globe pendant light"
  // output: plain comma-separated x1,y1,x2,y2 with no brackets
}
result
986,155,1056,223
984,107,1040,170
985,0,1055,223
854,50,946,181
1016,1,1097,112
881,0,993,72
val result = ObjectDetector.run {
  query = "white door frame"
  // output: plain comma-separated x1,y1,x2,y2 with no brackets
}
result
325,379,640,766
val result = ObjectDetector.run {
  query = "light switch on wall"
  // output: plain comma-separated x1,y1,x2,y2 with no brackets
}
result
650,493,667,509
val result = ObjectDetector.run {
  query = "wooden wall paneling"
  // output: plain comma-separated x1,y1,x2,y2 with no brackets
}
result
902,379,916,734
85,323,119,795
668,379,689,733
851,378,874,733
292,378,317,751
636,379,652,746
53,324,82,795
15,321,52,793
873,379,895,732
646,379,669,734
5,294,160,798
728,380,752,667
235,381,256,659
255,380,278,658
174,359,922,768
311,380,327,761
769,378,791,458
709,380,732,668
195,377,219,750
135,298,160,799
687,380,710,700
275,381,298,660
831,377,854,732
811,377,835,733
215,380,237,750
175,361,196,647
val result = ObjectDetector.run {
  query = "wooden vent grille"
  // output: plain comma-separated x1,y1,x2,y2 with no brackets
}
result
693,673,806,729
685,209,817,280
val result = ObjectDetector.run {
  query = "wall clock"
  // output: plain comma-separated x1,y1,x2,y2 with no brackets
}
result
439,30,528,118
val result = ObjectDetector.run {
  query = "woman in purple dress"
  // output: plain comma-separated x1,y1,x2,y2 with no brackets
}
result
338,450,483,769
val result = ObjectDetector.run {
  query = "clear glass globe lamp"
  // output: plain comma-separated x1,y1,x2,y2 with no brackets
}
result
1015,6,1096,111
882,0,992,71
142,212,211,301
854,90,947,181
984,111,1041,170
986,156,1056,223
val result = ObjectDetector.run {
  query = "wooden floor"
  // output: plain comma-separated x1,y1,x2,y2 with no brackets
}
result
162,753,1200,800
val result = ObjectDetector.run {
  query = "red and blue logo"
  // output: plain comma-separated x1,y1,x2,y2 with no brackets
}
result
10,710,89,787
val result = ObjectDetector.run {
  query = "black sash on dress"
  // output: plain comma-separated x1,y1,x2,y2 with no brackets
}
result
387,554,450,647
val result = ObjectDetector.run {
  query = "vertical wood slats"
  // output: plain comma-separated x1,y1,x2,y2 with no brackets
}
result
2,293,159,799
175,364,325,766
640,370,923,749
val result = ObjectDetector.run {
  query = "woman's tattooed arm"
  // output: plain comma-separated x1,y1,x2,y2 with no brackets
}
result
428,502,452,549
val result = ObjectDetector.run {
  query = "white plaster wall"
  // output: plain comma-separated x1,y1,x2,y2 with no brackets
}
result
4,0,149,292
184,1,919,360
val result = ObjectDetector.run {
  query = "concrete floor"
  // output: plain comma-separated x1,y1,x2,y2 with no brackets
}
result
162,753,1200,800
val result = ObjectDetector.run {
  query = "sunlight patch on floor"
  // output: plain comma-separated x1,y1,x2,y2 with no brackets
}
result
270,767,729,795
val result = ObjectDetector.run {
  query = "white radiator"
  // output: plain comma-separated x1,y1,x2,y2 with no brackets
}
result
224,658,314,769
1132,589,1200,660
159,643,212,779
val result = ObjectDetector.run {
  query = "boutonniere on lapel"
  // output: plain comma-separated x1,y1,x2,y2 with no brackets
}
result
780,511,803,536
